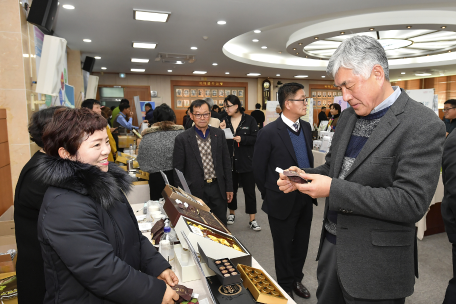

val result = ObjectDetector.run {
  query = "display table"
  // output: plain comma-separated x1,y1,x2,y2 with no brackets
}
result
129,203,295,304
311,150,444,240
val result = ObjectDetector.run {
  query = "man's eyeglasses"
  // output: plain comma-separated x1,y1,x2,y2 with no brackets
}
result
287,99,308,105
443,107,456,112
193,113,211,119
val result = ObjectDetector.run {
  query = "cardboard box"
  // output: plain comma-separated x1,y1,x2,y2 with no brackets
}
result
198,244,241,286
237,264,287,304
174,244,214,283
175,216,251,267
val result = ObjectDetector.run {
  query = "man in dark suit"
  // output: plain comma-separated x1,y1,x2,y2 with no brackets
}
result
251,103,265,129
317,106,328,127
253,83,316,300
173,99,233,225
278,35,445,303
442,130,456,303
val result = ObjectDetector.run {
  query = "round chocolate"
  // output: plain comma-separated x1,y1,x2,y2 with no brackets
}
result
228,268,235,272
256,283,263,289
221,270,228,274
222,259,228,263
271,291,280,296
224,274,230,277
219,266,225,270
267,286,275,291
248,273,256,278
262,287,270,294
231,272,238,275
254,270,261,275
258,275,265,280
224,263,230,266
226,265,233,269
253,278,262,284
262,281,270,286
215,261,221,264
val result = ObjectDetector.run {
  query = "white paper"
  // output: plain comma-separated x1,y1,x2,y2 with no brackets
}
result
223,128,234,139
138,222,152,232
275,167,284,174
190,226,204,237
136,214,146,221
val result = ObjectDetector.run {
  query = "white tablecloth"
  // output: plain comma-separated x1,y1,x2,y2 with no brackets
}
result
311,150,444,240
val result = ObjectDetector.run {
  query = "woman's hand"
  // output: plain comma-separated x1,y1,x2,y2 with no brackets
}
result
157,269,179,286
161,284,179,304
233,136,241,143
220,120,226,129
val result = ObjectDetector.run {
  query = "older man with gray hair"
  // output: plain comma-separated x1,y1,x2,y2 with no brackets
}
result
277,35,445,303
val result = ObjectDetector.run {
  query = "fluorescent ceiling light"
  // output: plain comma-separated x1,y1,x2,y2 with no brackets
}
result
321,76,326,78
168,70,172,72
247,73,261,76
193,71,207,74
101,67,107,70
276,74,280,76
94,56,101,59
191,46,198,50
212,63,218,66
398,79,401,80
401,72,405,74
217,20,226,25
23,54,29,57
252,39,259,42
415,73,432,76
132,42,157,49
131,69,145,72
131,58,149,63
254,30,261,33
62,4,75,9
134,10,169,22
261,46,267,49
294,75,308,78
83,39,91,43
225,72,230,74
176,61,183,64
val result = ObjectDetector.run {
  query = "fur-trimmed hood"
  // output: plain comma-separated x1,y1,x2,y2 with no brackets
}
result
141,121,184,136
34,155,132,209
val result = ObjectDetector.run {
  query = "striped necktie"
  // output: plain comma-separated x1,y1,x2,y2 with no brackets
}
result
293,122,299,132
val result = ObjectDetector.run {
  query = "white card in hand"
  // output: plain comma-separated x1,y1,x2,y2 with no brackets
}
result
223,128,234,139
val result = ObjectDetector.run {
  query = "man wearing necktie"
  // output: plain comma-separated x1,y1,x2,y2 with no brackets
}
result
253,83,316,300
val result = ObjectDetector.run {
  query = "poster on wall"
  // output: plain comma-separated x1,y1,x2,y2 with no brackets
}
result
406,89,436,114
333,96,350,111
264,100,280,126
64,84,75,108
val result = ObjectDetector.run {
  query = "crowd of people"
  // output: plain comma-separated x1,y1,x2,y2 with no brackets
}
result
11,34,456,304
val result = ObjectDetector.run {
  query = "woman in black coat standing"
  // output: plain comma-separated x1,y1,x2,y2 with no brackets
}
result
220,95,261,231
36,108,179,304
14,106,64,304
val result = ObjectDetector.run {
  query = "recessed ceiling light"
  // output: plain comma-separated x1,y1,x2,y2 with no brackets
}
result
94,56,101,59
101,67,107,70
193,71,207,74
254,29,261,33
276,74,280,77
293,48,296,51
168,70,172,72
191,46,198,50
406,26,412,29
261,46,267,49
340,32,345,34
369,28,374,31
314,37,319,40
134,10,170,22
398,79,401,81
415,73,432,76
217,20,226,25
131,58,149,63
212,63,218,66
298,43,302,46
247,73,261,76
442,26,447,29
296,53,299,55
83,39,91,43
401,72,406,74
62,4,75,9
294,75,308,78
449,50,452,53
132,42,157,49
252,39,259,42
131,69,145,72
321,76,325,78
225,72,230,75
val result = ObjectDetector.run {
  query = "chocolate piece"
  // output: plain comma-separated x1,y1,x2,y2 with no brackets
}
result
254,270,261,275
231,272,238,275
222,259,228,263
224,263,230,266
262,281,269,286
219,266,225,270
221,270,228,274
262,287,270,294
226,265,233,269
228,268,235,272
224,274,230,277
150,219,165,237
271,291,280,296
215,261,221,264
258,275,265,280
267,286,275,291
171,285,193,301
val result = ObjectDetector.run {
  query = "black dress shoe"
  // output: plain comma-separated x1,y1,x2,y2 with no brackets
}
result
293,281,311,299
286,291,294,300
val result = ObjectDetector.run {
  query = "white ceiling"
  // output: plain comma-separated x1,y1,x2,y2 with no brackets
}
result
52,0,456,81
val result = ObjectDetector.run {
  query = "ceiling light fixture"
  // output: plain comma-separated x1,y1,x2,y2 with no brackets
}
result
131,69,145,72
101,67,107,70
415,73,432,76
62,4,75,9
94,56,101,59
294,75,308,78
261,46,267,49
276,74,280,77
254,30,261,33
247,73,261,76
225,72,230,74
131,58,149,63
168,70,172,72
449,50,452,53
314,37,319,40
296,52,299,55
293,48,296,51
442,26,447,29
401,72,406,74
369,28,374,31
298,43,302,46
398,79,401,80
252,39,259,42
83,39,91,42
193,71,207,74
176,61,183,64
132,42,157,49
191,46,198,50
134,10,170,22
212,63,218,66
217,20,226,25
321,76,326,78
340,32,345,34
406,26,412,29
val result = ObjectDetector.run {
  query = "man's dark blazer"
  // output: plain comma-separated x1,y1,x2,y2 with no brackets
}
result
442,130,456,243
173,127,233,200
305,90,445,300
253,116,316,220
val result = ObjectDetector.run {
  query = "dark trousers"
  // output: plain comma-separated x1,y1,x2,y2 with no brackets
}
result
443,243,456,303
202,180,228,226
148,170,174,200
268,196,313,292
317,238,406,304
229,170,257,214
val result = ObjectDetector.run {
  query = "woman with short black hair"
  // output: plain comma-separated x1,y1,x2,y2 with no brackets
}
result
328,103,341,131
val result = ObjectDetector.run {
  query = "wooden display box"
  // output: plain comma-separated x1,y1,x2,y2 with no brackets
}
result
175,216,251,267
237,264,287,304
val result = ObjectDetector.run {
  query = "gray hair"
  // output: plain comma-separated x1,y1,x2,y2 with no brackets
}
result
326,35,389,81
204,97,214,108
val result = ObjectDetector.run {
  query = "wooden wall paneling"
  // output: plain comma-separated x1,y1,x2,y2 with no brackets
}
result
0,119,7,143
0,165,13,216
0,109,6,119
309,84,339,126
0,142,10,168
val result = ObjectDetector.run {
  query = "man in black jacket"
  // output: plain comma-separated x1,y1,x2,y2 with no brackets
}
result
173,99,233,225
253,83,315,300
442,130,456,303
251,103,265,129
144,103,154,124
318,106,328,127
